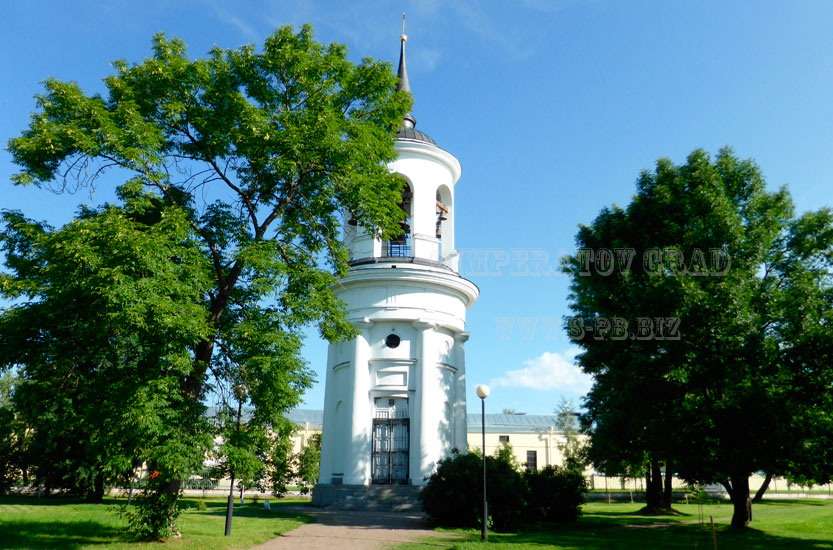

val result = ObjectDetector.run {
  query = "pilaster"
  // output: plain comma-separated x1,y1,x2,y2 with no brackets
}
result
453,331,470,453
346,318,374,484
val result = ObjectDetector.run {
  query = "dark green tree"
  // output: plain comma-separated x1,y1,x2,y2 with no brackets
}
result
563,148,833,529
0,372,28,495
3,24,410,538
0,195,212,508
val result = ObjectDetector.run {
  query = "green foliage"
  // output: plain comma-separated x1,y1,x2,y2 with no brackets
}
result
562,148,833,528
0,372,28,494
266,420,297,498
555,399,587,474
524,465,588,523
3,23,410,536
296,433,321,490
116,485,183,541
486,447,527,531
0,202,212,501
420,450,483,529
421,447,581,532
210,403,269,493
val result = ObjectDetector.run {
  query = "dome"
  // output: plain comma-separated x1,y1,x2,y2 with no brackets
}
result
396,126,437,146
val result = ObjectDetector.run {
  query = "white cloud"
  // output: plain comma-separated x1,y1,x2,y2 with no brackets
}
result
490,350,593,395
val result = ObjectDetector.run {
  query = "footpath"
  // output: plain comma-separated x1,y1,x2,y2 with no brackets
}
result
251,507,450,550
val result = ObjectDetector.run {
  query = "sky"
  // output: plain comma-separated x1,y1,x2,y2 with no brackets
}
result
2,0,832,415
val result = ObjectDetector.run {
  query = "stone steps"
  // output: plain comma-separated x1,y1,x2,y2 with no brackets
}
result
312,484,423,512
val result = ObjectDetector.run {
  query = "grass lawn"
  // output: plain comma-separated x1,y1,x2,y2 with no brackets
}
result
0,495,312,550
400,500,833,550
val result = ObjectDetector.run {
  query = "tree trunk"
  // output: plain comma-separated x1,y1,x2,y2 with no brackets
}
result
85,472,105,503
224,400,243,537
645,459,663,510
662,462,673,509
158,478,183,504
729,473,752,529
752,472,773,503
721,479,734,500
224,473,236,536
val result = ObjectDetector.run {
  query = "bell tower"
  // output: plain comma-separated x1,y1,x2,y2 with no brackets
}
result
314,26,478,505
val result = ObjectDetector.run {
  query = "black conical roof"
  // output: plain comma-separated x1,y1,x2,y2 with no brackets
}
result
395,22,436,146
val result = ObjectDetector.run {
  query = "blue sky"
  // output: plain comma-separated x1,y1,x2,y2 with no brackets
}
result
2,1,832,415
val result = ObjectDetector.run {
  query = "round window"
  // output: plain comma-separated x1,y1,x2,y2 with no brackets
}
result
385,334,401,348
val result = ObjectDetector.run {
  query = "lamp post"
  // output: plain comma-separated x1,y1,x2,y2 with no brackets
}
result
476,384,490,542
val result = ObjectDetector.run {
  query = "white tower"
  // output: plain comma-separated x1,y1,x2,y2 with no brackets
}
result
315,31,478,495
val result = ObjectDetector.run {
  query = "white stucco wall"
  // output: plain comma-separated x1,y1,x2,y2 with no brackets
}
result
317,137,477,487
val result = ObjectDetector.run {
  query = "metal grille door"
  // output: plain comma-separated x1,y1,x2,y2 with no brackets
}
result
372,410,409,484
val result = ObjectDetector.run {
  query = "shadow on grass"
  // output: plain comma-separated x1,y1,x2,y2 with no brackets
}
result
482,523,833,550
0,519,130,550
182,498,316,531
0,495,93,507
421,520,833,550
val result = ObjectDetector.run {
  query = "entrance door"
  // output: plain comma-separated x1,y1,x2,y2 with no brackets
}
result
371,398,409,484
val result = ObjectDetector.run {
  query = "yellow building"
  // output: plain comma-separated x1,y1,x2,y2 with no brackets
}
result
285,409,323,455
288,409,572,473
465,413,567,471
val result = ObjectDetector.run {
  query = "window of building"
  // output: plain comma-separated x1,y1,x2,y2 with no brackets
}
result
386,182,412,257
526,450,537,471
498,435,509,443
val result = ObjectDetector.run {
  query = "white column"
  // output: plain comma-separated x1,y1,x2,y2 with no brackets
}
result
346,318,373,485
412,320,439,483
453,331,470,453
317,343,337,484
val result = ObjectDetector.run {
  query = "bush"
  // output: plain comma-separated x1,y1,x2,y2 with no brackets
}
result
524,465,588,523
195,500,207,511
420,450,482,528
421,450,587,531
420,448,526,532
116,489,182,540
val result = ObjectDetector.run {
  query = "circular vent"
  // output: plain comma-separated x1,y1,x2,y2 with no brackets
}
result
385,334,401,348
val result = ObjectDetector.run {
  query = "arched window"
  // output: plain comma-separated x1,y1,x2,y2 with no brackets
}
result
386,180,413,257
436,185,453,261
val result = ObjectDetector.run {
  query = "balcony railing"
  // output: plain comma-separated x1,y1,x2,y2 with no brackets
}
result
385,242,411,257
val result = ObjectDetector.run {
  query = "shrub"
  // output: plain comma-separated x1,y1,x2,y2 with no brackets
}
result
195,500,207,511
420,448,527,532
114,471,183,541
422,449,588,531
420,450,482,528
116,489,182,540
524,465,588,523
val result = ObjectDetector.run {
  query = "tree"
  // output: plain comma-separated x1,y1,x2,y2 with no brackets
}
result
296,432,321,491
0,198,212,508
0,371,28,495
554,399,586,475
3,24,410,537
563,148,833,528
266,422,297,498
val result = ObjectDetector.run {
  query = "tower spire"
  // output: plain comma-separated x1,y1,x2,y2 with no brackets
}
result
397,13,416,129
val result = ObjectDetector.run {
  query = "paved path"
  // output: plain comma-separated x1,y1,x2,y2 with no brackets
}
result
251,507,451,550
